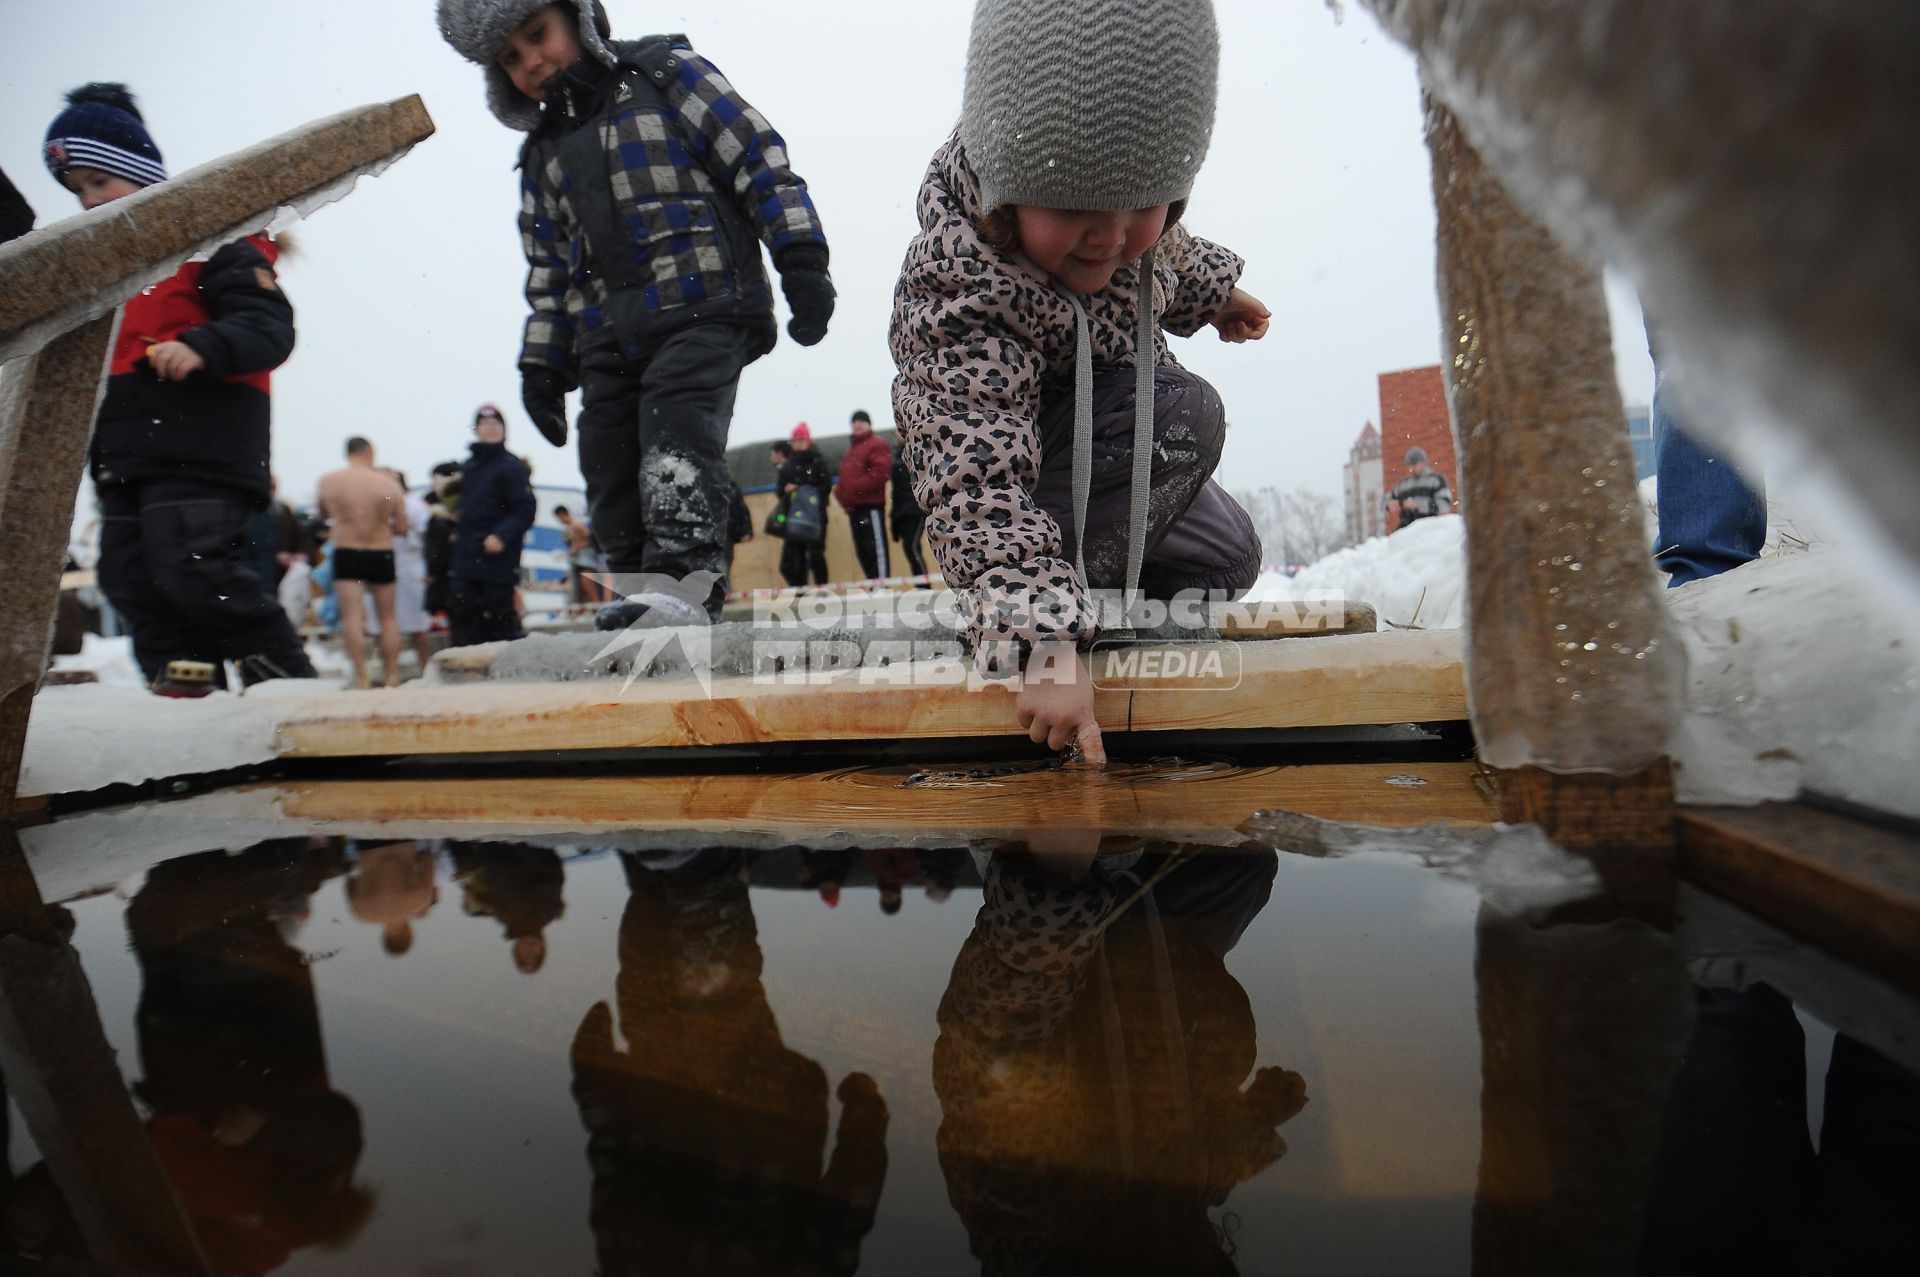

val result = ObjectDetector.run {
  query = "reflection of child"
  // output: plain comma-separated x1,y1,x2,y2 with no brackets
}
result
438,0,834,625
891,0,1268,766
935,849,1304,1275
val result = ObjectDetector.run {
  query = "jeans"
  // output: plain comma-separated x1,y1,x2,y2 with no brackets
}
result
1652,356,1767,586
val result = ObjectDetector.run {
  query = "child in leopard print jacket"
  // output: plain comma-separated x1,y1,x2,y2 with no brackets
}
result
890,0,1266,766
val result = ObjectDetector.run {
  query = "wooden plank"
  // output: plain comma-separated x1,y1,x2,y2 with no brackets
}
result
1424,97,1683,779
1498,763,1676,852
0,315,116,818
1678,804,1920,994
1218,599,1376,639
0,96,436,362
267,759,1498,837
271,628,1467,760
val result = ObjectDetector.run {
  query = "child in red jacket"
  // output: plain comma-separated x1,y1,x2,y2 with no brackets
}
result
45,83,315,690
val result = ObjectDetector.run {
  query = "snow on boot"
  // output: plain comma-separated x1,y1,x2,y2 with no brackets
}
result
594,591,707,632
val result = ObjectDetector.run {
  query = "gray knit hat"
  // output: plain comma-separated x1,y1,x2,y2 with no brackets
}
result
960,0,1219,212
437,0,618,132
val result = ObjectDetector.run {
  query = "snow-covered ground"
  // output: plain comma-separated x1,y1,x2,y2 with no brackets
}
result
1247,513,1466,629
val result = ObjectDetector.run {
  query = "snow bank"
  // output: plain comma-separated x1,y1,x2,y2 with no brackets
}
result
1666,550,1920,818
48,634,146,689
1247,514,1466,630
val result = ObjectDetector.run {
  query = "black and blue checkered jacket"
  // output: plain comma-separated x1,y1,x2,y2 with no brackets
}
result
518,38,827,376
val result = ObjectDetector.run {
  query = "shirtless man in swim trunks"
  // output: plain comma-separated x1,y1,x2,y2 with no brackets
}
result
318,436,410,688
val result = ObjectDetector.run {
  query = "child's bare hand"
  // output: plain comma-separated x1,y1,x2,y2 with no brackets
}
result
1211,288,1271,343
1014,642,1107,766
147,341,206,381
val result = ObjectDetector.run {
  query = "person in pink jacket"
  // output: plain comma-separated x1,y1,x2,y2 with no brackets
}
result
890,0,1268,767
835,409,894,580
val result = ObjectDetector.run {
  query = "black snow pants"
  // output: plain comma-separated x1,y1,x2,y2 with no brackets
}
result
893,515,928,579
576,323,751,617
778,534,830,589
447,579,523,647
98,481,317,686
1032,365,1261,602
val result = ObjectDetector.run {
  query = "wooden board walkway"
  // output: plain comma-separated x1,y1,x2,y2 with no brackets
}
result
1679,804,1920,995
272,629,1466,762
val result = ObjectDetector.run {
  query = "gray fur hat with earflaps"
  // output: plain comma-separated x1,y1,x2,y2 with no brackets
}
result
960,0,1220,212
437,0,619,131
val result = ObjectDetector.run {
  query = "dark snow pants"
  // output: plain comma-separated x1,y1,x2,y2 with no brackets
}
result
577,324,750,616
894,515,929,579
98,481,316,686
447,579,523,648
1032,366,1261,601
778,534,830,589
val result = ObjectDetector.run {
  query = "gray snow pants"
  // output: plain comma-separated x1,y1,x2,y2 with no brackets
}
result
1033,365,1262,601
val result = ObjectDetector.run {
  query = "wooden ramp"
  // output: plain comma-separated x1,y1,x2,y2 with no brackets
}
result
271,629,1466,761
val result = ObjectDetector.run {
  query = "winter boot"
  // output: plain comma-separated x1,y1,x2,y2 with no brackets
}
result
152,660,217,699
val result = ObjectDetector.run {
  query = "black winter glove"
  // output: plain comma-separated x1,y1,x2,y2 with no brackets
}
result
521,367,571,448
780,268,836,347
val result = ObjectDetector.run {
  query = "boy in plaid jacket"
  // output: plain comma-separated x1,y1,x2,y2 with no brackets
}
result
440,0,834,625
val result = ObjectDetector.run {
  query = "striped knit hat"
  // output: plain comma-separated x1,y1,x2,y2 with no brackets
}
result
43,83,167,189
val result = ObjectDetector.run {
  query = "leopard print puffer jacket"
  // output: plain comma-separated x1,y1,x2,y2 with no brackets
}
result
889,132,1245,671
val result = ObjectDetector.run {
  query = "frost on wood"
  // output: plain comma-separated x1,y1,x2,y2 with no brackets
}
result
1425,98,1683,775
1363,0,1920,607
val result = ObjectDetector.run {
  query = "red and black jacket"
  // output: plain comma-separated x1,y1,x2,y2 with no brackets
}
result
94,235,294,503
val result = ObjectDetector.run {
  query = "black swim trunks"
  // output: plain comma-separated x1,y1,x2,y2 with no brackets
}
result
333,548,397,585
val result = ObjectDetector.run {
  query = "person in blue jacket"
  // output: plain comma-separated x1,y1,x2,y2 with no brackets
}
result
448,403,537,647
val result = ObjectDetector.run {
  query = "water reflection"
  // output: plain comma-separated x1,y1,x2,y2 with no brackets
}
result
1,808,1917,1275
450,841,566,974
343,839,436,957
127,841,376,1271
935,845,1306,1275
1,836,375,1273
1640,984,1920,1276
571,849,889,1274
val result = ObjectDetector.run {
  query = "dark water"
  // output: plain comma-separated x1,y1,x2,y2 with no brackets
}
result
2,801,1916,1276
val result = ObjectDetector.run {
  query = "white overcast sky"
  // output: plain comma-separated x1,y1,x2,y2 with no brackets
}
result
4,0,1653,506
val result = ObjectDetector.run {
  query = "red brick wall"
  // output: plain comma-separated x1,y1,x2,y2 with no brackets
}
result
1377,365,1459,515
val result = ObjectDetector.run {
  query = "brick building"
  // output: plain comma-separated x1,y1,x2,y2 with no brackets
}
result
1377,365,1458,527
